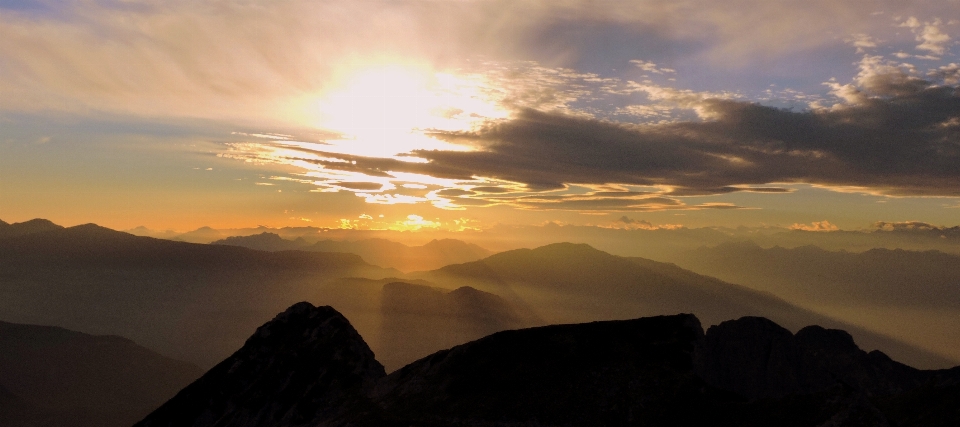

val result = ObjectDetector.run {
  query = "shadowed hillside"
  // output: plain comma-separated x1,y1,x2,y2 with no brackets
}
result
674,242,960,365
0,221,395,367
304,278,541,371
135,303,960,427
0,321,202,427
416,242,955,369
213,233,492,271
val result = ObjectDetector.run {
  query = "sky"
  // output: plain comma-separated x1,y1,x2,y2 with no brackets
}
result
2,0,959,232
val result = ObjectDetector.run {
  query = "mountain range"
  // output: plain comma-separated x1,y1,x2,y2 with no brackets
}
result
1,218,954,371
674,241,960,365
0,221,395,367
212,232,492,271
415,242,956,368
135,303,960,427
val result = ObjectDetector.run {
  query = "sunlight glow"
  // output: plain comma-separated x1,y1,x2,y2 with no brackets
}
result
301,65,507,160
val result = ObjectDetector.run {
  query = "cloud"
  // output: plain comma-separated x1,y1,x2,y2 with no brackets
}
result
847,34,878,53
216,47,960,214
916,21,951,55
414,56,960,197
2,0,952,123
899,17,952,57
789,220,839,232
873,221,947,232
931,63,960,85
611,216,684,230
629,60,675,74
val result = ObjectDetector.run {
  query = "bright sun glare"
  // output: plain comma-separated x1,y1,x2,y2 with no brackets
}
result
304,65,506,160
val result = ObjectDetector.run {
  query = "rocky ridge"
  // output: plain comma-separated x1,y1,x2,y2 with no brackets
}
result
135,303,960,427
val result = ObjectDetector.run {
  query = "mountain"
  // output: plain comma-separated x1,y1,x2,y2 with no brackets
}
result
0,222,395,367
0,321,202,427
301,277,540,371
134,303,386,427
135,304,960,427
674,242,960,365
377,282,538,371
0,218,63,238
417,242,955,369
171,226,225,243
124,226,181,240
211,232,308,251
212,234,492,271
305,238,492,271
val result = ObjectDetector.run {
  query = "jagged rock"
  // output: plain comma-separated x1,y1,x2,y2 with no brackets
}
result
134,307,960,427
695,318,928,399
370,314,729,426
134,302,385,427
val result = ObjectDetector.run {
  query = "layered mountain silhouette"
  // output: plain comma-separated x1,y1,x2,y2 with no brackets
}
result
170,226,225,244
0,321,202,427
213,233,492,271
377,282,538,370
417,242,954,368
0,218,62,238
675,242,960,365
212,232,309,251
0,220,395,367
302,277,540,371
136,303,960,427
134,303,385,427
2,219,952,372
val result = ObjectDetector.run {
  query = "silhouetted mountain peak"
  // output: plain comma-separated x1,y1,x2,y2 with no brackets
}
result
0,218,65,238
421,238,490,254
135,302,385,427
372,313,711,425
134,307,960,426
66,223,128,235
796,325,860,354
477,242,616,268
695,316,932,400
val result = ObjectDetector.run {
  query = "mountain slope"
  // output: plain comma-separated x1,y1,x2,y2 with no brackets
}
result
0,321,202,427
212,234,493,271
0,218,63,238
211,232,307,251
673,242,960,365
134,303,386,427
0,222,394,367
302,277,541,371
134,305,960,427
419,242,954,368
377,282,538,371
308,238,492,271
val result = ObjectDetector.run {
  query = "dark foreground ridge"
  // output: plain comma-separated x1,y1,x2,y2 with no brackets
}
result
136,303,960,427
134,303,386,427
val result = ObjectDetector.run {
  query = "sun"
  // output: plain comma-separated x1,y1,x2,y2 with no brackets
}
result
299,65,506,160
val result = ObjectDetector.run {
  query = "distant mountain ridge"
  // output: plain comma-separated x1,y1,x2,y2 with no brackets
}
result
421,242,956,368
674,241,960,366
0,218,63,238
0,220,395,368
212,232,492,271
135,303,960,427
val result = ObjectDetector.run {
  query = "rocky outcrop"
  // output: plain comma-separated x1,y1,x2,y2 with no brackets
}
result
135,306,960,427
371,313,723,426
134,303,386,427
694,317,930,399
